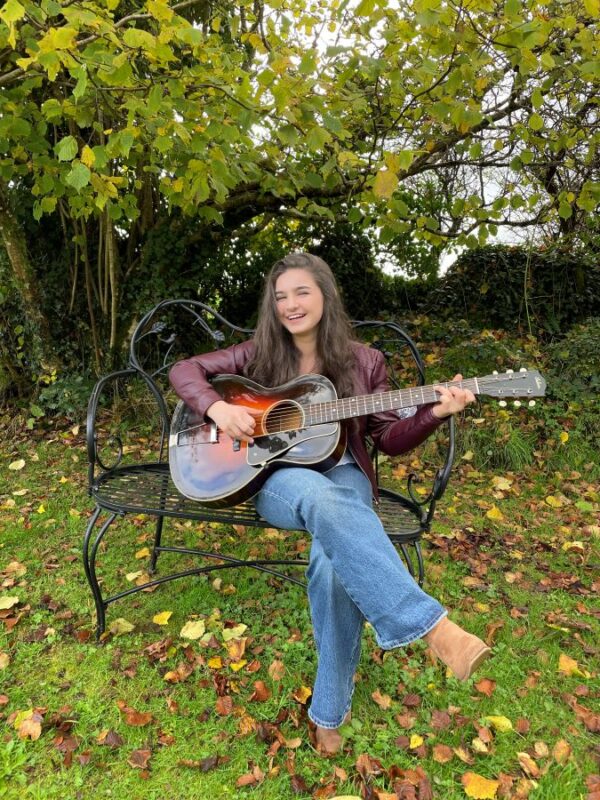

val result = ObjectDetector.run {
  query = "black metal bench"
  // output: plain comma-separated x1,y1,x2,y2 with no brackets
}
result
84,300,455,639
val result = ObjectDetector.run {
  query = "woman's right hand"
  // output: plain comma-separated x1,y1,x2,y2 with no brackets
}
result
207,400,256,443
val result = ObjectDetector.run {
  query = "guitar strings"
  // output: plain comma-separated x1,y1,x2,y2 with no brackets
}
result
179,378,493,441
179,374,538,442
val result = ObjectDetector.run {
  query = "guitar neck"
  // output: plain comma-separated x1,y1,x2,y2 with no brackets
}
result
304,378,480,426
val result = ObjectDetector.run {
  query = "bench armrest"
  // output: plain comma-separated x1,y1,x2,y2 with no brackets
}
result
86,368,170,492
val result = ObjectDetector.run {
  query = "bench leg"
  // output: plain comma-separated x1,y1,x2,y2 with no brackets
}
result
398,541,425,587
149,515,164,575
83,507,117,640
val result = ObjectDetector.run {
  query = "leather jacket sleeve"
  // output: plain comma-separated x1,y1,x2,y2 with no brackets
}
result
168,340,255,419
365,349,444,456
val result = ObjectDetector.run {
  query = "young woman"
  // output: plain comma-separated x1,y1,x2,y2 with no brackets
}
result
169,252,491,755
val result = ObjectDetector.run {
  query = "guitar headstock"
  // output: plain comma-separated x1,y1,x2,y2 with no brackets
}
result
477,369,546,401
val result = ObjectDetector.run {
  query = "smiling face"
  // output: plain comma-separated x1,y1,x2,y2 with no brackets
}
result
274,268,324,342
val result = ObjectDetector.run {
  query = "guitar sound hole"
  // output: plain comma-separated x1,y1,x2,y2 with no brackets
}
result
264,401,304,434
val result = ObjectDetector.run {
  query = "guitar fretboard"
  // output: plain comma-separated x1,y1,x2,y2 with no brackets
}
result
304,379,480,426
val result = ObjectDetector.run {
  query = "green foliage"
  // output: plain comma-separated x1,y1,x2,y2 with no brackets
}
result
0,739,28,796
426,245,600,334
37,374,96,421
546,317,600,394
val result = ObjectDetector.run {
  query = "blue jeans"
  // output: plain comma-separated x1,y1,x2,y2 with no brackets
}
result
254,464,446,729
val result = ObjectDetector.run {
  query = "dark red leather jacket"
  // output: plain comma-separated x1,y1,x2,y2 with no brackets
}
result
168,339,443,500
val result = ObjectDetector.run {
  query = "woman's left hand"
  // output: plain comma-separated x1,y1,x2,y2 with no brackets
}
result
432,374,476,419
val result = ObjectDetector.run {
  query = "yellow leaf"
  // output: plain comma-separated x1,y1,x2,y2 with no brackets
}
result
153,611,172,626
483,715,513,733
461,772,500,799
108,618,135,636
0,596,19,610
545,495,563,508
208,656,223,669
37,504,46,514
292,685,312,704
558,653,590,678
59,476,68,483
491,476,512,491
0,652,10,669
222,623,247,641
81,145,96,167
552,739,571,764
180,620,206,640
561,541,584,553
12,489,28,496
230,659,248,672
373,169,398,199
462,450,474,461
372,689,392,709
9,459,25,471
69,508,81,517
409,734,424,749
559,431,569,443
135,547,151,559
485,506,504,521
125,571,143,582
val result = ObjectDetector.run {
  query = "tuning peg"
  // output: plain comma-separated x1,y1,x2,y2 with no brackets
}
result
514,400,521,408
506,369,514,373
499,400,507,407
520,367,527,372
529,400,536,407
493,370,499,375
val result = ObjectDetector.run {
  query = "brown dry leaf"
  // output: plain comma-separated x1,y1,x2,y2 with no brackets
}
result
432,744,454,763
517,752,539,778
226,637,247,661
552,739,571,764
395,712,416,729
372,689,392,710
128,749,151,769
268,659,285,681
236,772,257,787
96,729,124,747
474,678,496,697
461,771,500,799
284,737,302,749
485,620,505,644
515,718,531,735
514,778,537,798
430,710,452,730
533,741,549,759
116,701,153,727
215,695,234,716
18,713,43,741
453,745,474,764
250,680,271,702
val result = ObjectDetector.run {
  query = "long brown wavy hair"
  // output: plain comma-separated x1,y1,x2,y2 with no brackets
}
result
244,253,357,397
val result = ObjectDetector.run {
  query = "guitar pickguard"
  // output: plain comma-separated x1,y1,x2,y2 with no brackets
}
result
247,422,340,466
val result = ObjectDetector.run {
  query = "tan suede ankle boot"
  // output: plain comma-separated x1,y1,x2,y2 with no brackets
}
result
424,617,491,681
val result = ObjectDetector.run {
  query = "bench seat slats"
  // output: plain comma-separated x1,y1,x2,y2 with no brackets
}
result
92,463,422,539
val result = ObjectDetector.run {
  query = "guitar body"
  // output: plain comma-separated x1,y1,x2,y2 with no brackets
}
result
169,374,345,507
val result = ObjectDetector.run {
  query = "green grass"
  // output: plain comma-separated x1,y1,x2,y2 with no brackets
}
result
1,431,598,800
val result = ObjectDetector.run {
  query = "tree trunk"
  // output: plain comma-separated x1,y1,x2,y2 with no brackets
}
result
0,182,62,377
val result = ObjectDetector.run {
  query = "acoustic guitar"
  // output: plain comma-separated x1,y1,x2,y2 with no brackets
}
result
168,369,546,507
